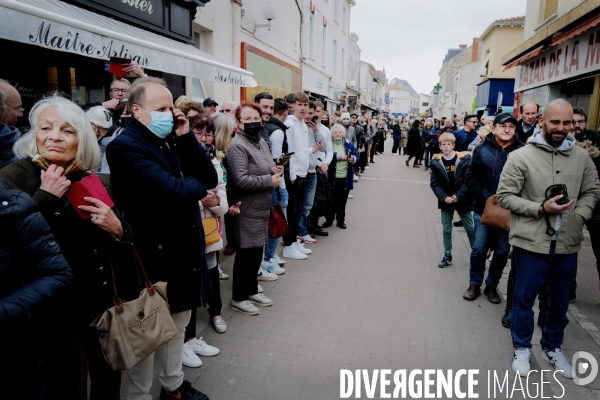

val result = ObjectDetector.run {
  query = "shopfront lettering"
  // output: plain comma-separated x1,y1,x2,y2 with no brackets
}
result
118,0,154,15
570,41,580,72
215,69,247,86
29,22,95,55
97,40,149,66
585,32,600,68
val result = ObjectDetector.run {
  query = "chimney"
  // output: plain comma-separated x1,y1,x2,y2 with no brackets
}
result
471,38,479,63
459,44,467,49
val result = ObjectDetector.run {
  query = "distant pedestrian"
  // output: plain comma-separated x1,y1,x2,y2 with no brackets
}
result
405,119,423,167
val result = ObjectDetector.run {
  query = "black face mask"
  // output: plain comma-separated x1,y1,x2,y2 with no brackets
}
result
321,120,329,126
120,116,131,128
243,122,262,136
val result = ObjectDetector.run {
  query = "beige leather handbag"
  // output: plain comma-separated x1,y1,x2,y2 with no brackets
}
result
90,247,178,371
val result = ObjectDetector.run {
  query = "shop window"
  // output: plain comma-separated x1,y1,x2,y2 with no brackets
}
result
192,78,207,103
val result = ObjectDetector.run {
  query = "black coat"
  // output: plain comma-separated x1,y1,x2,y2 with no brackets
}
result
429,153,473,212
464,133,524,215
107,118,218,314
515,118,537,144
407,127,423,157
0,178,74,399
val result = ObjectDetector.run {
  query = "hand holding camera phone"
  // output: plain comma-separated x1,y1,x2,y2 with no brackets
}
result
276,152,294,165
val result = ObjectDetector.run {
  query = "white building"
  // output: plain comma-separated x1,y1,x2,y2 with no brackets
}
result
193,0,356,110
359,61,379,115
419,93,431,117
346,32,362,113
389,78,420,120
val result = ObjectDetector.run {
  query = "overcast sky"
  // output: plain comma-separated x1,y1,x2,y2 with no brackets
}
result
350,0,526,95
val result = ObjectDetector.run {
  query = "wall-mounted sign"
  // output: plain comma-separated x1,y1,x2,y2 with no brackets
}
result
89,0,164,26
515,24,600,92
317,78,324,90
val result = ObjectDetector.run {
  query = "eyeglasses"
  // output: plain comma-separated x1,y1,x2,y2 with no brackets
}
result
496,123,516,131
240,117,261,123
220,109,233,113
195,131,214,138
573,119,587,125
110,88,130,94
6,103,24,115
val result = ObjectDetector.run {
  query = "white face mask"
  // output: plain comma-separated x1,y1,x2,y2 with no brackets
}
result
342,120,350,126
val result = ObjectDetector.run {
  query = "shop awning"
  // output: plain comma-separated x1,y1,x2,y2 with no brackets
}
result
503,47,543,71
550,14,600,48
0,0,257,87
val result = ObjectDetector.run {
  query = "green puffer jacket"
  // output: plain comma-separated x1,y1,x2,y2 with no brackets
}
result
497,132,598,254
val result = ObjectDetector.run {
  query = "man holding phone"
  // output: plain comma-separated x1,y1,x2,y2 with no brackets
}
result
107,77,216,400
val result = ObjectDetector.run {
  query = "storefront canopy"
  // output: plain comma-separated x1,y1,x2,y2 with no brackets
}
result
0,0,257,87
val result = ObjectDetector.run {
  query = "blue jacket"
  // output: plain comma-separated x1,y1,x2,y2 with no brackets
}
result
464,133,524,215
453,128,478,151
0,179,73,383
391,122,402,140
328,139,359,190
0,125,20,169
107,118,218,313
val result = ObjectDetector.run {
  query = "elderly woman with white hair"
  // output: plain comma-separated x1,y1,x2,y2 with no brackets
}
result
0,94,129,399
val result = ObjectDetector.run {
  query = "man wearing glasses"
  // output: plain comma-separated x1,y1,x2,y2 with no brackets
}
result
219,100,237,119
572,107,600,147
0,79,23,168
454,114,479,152
463,113,524,304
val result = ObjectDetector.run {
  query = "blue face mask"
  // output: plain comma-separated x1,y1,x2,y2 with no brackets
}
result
141,107,174,138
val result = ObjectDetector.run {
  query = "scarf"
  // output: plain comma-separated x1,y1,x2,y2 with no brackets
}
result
32,154,80,175
200,142,216,160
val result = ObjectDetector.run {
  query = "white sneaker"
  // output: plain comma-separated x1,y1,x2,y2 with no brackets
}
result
257,284,263,293
296,234,317,244
231,299,260,315
512,348,531,377
353,176,359,182
273,253,286,265
365,166,370,170
249,293,273,307
257,265,277,281
186,337,220,357
542,348,573,378
293,241,312,255
283,245,308,260
182,344,202,368
211,317,227,334
348,194,354,199
262,259,285,275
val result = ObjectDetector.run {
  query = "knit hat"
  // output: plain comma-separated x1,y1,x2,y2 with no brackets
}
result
340,112,350,120
86,106,113,128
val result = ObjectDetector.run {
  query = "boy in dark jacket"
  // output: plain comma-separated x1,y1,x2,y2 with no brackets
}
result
430,133,475,268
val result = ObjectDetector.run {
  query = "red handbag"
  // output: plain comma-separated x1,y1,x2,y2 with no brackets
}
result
268,189,289,238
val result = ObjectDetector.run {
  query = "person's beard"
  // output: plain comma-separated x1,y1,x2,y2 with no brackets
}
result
573,126,583,139
543,122,568,146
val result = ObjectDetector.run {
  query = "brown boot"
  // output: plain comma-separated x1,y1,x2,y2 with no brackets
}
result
463,284,481,301
484,285,502,304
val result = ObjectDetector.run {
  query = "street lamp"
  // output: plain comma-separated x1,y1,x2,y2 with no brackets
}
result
254,5,276,32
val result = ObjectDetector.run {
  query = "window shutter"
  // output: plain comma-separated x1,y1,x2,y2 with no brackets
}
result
544,0,558,20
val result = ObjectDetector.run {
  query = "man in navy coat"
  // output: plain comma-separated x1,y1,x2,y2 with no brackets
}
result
107,77,217,400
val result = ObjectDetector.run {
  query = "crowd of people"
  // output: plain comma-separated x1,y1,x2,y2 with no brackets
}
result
0,73,392,400
420,101,600,380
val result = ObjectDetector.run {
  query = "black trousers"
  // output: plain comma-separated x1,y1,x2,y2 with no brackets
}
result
326,178,349,224
359,151,368,172
370,141,377,162
377,137,385,153
232,246,263,301
283,176,305,246
392,139,400,153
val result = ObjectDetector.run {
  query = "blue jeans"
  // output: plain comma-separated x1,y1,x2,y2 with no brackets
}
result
510,246,577,349
297,172,317,236
264,187,288,261
469,213,510,287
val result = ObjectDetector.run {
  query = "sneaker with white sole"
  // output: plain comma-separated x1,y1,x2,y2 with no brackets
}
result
262,259,285,275
293,241,312,255
249,293,273,307
297,234,317,244
257,284,263,293
542,348,573,378
257,265,277,281
512,348,531,377
217,265,228,279
283,245,308,260
348,194,354,199
211,317,227,334
186,337,220,357
182,345,202,368
231,300,259,315
365,166,370,170
273,254,286,265
353,176,359,182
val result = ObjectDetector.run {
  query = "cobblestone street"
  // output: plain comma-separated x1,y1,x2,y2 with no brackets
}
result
121,140,600,399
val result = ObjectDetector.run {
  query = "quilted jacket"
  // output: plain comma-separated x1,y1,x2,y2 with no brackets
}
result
224,130,274,249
